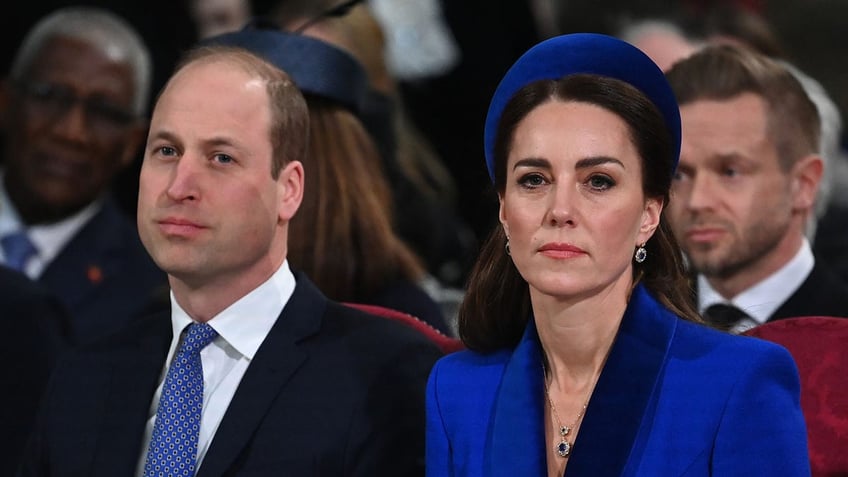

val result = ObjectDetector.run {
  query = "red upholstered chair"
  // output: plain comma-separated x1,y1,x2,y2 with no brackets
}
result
343,303,464,354
743,316,848,477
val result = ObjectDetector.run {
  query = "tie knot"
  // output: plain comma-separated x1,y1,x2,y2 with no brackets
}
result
1,231,37,272
704,303,751,329
179,322,218,356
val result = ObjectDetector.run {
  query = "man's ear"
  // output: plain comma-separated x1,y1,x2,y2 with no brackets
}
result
118,118,149,169
277,160,304,222
791,154,823,213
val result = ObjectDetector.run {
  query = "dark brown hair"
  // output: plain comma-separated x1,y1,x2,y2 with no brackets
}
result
665,44,820,171
286,96,426,301
459,74,700,353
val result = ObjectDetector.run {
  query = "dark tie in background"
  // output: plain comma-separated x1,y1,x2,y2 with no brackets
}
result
704,303,752,331
1,230,37,272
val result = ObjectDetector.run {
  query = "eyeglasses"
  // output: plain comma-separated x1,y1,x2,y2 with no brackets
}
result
12,80,138,131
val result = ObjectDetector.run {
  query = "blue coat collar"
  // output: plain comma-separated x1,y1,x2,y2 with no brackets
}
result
485,284,679,476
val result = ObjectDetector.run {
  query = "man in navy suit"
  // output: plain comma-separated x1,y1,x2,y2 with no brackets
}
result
18,40,442,476
0,7,166,344
666,45,848,332
0,266,70,477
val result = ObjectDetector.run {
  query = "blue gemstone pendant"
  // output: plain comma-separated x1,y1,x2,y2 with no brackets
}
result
557,439,571,458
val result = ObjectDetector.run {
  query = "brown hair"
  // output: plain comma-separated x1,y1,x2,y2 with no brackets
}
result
269,2,459,203
286,96,426,301
170,45,309,178
700,4,785,59
459,74,700,353
665,44,820,171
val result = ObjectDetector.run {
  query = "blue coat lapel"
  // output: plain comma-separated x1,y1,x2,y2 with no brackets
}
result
486,319,546,476
568,285,677,476
486,285,678,477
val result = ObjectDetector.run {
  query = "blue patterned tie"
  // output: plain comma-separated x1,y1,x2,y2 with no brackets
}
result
1,230,37,272
143,322,218,477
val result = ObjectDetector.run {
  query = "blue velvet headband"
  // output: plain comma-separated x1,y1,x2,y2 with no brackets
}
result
483,32,681,182
200,21,370,115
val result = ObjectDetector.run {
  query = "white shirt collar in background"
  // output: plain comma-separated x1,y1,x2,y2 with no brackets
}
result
698,238,814,325
0,169,102,278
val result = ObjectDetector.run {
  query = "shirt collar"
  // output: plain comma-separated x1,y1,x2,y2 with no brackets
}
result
698,238,814,323
0,169,102,269
169,260,296,360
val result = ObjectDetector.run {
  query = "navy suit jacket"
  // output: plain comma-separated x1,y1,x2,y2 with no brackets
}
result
0,266,70,477
691,262,848,324
19,273,442,476
37,199,167,344
769,262,848,320
426,284,811,476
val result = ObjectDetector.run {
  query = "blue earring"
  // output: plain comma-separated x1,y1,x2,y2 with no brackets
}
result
634,244,647,263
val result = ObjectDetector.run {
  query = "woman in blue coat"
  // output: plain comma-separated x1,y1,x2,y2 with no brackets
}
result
425,33,809,477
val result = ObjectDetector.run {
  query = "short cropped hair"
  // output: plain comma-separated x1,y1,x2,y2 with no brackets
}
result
171,46,310,178
665,44,820,171
10,6,153,116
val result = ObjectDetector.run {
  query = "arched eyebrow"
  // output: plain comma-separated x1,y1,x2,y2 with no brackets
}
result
512,156,624,172
512,157,550,172
575,156,624,169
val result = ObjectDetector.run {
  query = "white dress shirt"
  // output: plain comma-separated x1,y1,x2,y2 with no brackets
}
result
135,260,296,475
0,170,101,279
698,238,814,333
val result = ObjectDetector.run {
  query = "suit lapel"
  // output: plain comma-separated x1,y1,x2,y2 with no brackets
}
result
485,285,677,477
90,312,172,476
197,274,325,477
38,201,122,310
566,285,676,476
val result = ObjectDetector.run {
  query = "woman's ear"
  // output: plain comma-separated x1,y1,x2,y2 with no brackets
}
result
498,193,509,238
637,197,663,245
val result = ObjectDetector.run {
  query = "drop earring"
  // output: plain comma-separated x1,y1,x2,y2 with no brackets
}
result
505,239,511,256
634,244,647,263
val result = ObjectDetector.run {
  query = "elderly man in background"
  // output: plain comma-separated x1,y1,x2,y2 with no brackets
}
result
0,7,167,344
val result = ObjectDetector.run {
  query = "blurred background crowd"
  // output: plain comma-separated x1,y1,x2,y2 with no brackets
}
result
3,0,848,329
2,1,848,475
